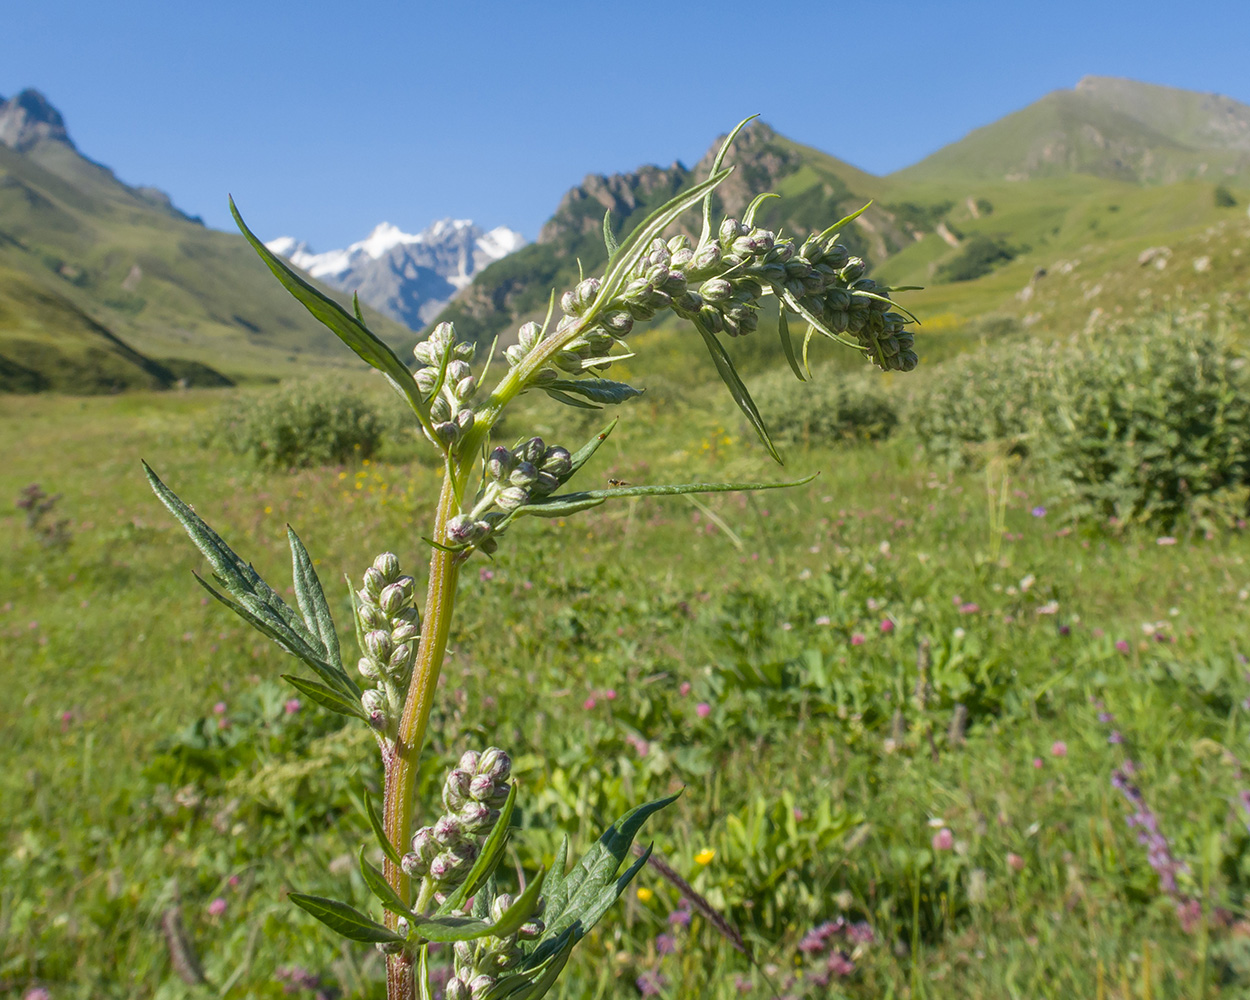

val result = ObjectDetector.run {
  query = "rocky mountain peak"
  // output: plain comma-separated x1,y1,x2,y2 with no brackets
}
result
0,89,74,153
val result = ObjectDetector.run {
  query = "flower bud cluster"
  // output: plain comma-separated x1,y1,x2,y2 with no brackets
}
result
401,748,513,904
445,892,546,1000
414,322,479,446
512,215,916,384
446,437,573,554
354,552,420,734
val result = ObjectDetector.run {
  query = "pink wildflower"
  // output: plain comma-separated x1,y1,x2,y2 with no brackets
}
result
850,633,866,646
284,698,301,715
213,701,227,715
679,681,691,696
582,697,596,711
696,702,712,719
1051,740,1067,758
207,898,227,918
1115,640,1130,654
880,619,895,634
1007,852,1025,872
931,828,954,851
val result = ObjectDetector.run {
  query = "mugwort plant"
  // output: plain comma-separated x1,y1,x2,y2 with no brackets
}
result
144,119,919,999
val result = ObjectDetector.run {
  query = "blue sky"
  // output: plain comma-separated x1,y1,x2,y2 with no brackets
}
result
4,0,1249,250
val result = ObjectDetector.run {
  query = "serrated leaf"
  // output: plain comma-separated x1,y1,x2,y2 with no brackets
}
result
288,893,403,943
287,526,341,670
437,783,518,914
281,674,367,720
358,848,414,919
692,317,782,465
537,793,680,953
360,786,403,867
542,388,601,410
777,309,805,382
229,198,432,428
602,210,619,257
548,379,644,405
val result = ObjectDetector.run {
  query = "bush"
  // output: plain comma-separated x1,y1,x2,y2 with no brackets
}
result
911,321,1250,529
935,234,1019,283
212,379,386,468
1215,185,1238,208
753,365,899,446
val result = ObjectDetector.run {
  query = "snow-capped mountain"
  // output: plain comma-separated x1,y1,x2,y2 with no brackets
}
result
266,218,525,330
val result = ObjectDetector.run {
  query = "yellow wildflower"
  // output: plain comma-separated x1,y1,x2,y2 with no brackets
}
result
636,887,654,903
694,848,715,865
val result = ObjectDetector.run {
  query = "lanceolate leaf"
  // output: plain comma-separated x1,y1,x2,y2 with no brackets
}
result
287,893,403,944
692,317,782,464
542,388,601,410
228,198,433,430
777,309,805,382
358,848,415,919
548,379,644,405
513,497,607,519
280,674,367,720
602,210,620,257
698,115,758,250
566,419,618,479
361,787,404,867
519,474,817,516
815,201,872,243
287,526,342,670
406,870,545,944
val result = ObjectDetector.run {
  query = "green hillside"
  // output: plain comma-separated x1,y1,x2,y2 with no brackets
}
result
0,90,415,392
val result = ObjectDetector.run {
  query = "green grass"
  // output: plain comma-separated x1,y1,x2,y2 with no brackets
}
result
3,368,1250,999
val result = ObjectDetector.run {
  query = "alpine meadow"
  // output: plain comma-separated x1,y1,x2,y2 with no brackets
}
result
5,71,1250,1000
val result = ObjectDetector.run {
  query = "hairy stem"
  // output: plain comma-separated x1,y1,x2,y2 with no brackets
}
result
384,470,463,997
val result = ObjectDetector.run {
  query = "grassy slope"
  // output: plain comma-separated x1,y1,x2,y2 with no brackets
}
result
0,140,415,387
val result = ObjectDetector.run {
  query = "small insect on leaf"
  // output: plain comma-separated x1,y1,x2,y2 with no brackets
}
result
607,479,632,487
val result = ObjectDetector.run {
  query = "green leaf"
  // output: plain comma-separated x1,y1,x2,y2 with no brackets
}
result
519,474,816,515
484,868,547,940
437,783,518,914
513,497,607,519
548,379,644,405
691,318,782,464
281,674,367,720
532,794,680,962
780,290,865,354
287,526,342,670
777,309,805,382
542,388,601,410
361,786,404,868
418,946,434,1000
352,292,366,325
602,210,619,257
358,848,414,919
229,198,432,429
698,116,758,250
566,419,618,479
743,191,779,228
815,201,872,243
288,893,402,944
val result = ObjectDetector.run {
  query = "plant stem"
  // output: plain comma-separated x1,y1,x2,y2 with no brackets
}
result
384,470,463,999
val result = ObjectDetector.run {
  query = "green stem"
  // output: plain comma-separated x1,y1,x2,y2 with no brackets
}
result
384,470,463,999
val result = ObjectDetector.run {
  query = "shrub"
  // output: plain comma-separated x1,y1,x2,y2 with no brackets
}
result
1215,185,1238,208
752,366,899,446
212,379,385,469
935,234,1019,283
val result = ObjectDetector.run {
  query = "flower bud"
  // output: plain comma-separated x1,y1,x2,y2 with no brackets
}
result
468,974,496,1000
454,339,476,361
479,747,512,782
667,234,692,254
443,768,473,811
560,290,578,316
517,321,541,351
445,977,471,1000
455,409,475,434
390,622,419,646
490,894,515,922
509,461,538,488
700,278,732,303
447,514,486,545
486,447,514,482
412,825,438,858
531,367,558,387
602,311,634,336
554,350,585,373
434,814,464,845
692,243,721,272
458,750,482,772
432,421,458,445
840,257,866,282
430,842,477,881
518,918,545,940
504,344,526,366
573,277,600,312
373,552,401,581
540,446,572,479
358,656,380,681
497,486,530,511
445,359,471,383
362,567,385,599
430,396,452,422
718,218,741,244
388,645,413,674
519,438,545,464
365,629,393,663
400,851,427,877
469,773,496,802
377,583,405,616
362,688,387,715
459,800,495,831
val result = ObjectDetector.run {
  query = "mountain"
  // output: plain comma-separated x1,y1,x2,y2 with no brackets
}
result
430,121,911,350
0,88,415,392
266,218,524,330
894,76,1250,186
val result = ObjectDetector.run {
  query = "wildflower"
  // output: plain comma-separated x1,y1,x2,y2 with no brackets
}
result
284,698,301,715
696,703,712,719
850,633,866,646
931,828,954,851
636,971,668,997
815,615,831,626
479,567,495,582
880,619,895,634
655,933,677,955
1032,757,1044,769
207,898,227,918
636,887,654,903
1115,640,1130,654
1031,506,1047,517
694,848,715,865
1157,536,1178,546
213,701,227,715
23,990,51,1000
228,875,240,888
668,906,692,927
604,689,617,701
1007,852,1025,872
1051,741,1067,758
583,697,596,711
679,681,691,696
